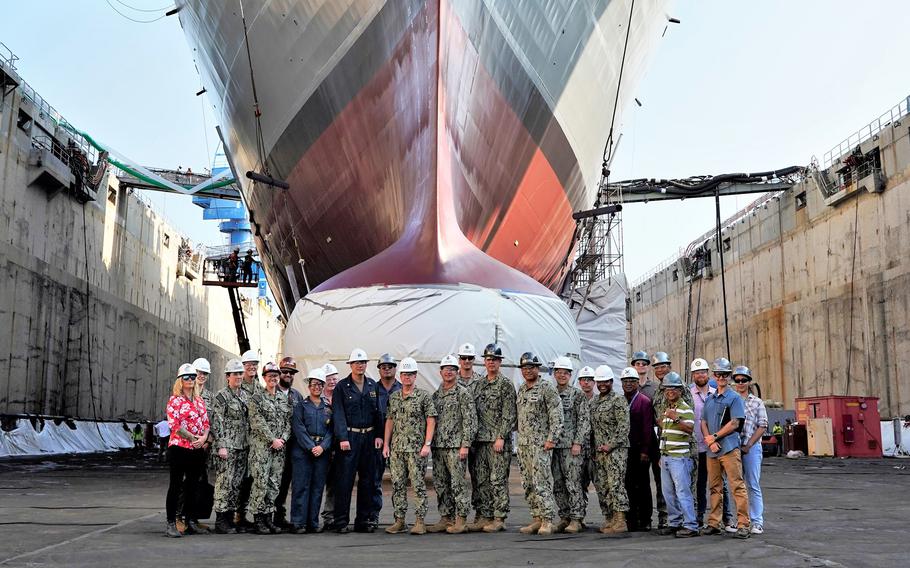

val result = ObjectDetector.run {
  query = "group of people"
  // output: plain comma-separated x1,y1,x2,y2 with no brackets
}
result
163,343,768,540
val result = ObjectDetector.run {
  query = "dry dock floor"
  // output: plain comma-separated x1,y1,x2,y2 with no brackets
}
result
0,452,906,567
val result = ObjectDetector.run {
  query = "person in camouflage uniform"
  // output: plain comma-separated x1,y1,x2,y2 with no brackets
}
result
515,353,563,536
427,355,477,534
467,344,516,533
590,365,630,534
247,362,292,534
576,365,597,527
550,357,590,533
211,359,249,534
382,357,437,535
455,342,483,516
235,350,260,530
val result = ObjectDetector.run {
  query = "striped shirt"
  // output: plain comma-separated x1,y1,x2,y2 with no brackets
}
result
659,399,695,456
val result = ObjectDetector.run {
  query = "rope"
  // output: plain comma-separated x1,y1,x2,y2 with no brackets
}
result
602,0,636,168
81,203,105,443
239,0,272,177
714,189,732,360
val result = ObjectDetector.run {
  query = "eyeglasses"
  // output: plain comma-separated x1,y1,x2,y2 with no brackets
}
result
459,356,474,361
733,378,751,384
181,376,196,381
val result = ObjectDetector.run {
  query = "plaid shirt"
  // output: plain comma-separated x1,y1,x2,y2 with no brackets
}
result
740,393,768,446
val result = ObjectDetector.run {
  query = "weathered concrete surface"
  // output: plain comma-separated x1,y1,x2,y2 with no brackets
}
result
0,452,906,567
630,110,910,418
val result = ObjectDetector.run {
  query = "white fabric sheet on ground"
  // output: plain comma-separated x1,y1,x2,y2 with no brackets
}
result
568,275,629,384
881,420,910,457
0,419,137,457
284,284,582,390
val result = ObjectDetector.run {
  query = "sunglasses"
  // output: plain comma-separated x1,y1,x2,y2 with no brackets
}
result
280,370,298,375
713,373,731,378
459,356,475,361
181,376,196,381
733,378,751,384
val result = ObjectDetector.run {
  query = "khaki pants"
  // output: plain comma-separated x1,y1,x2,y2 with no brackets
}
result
706,448,749,529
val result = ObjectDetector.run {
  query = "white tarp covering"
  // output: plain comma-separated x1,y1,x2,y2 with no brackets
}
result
0,419,136,457
569,274,629,380
284,284,582,390
881,419,910,457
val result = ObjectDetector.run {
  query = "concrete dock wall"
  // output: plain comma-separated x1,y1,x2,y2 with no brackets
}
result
630,116,910,418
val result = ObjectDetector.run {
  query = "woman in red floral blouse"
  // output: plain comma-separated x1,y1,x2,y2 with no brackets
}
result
165,363,210,538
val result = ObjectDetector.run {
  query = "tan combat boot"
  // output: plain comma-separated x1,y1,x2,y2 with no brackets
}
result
483,517,506,533
466,515,492,532
537,518,555,536
426,516,453,533
555,518,570,533
603,511,628,534
446,516,468,534
564,519,583,533
410,517,427,535
599,514,613,534
519,517,542,535
385,518,407,534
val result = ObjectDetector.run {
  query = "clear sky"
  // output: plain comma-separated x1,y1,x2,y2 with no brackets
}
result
3,1,909,283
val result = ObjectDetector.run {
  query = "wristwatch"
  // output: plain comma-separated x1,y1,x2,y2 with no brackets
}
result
424,441,432,447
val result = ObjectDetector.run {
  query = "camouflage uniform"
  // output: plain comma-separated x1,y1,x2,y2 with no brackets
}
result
516,381,563,520
457,371,483,390
590,390,630,516
211,385,250,513
386,388,437,519
432,383,477,518
552,386,590,521
236,377,260,516
469,374,517,519
247,389,292,515
459,370,483,511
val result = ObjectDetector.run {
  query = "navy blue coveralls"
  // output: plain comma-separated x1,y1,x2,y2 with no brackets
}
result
290,396,333,529
331,374,384,530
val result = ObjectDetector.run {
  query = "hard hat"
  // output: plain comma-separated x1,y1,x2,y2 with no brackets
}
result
578,366,596,379
191,357,211,374
552,356,573,372
347,348,369,363
261,361,280,376
651,351,671,365
177,363,196,378
620,367,639,380
279,356,298,373
630,350,650,365
223,359,244,374
399,357,419,373
690,358,710,372
662,372,684,388
593,365,615,382
307,367,326,383
241,350,259,364
519,352,542,367
439,354,459,369
712,357,733,374
377,353,398,367
482,343,504,359
323,363,339,376
732,365,753,381
457,343,476,357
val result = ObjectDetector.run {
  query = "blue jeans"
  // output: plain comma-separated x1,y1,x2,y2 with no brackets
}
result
290,444,330,528
741,445,764,527
660,456,697,531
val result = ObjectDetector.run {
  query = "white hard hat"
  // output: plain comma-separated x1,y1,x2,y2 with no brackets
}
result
224,359,244,374
620,366,639,380
457,343,476,357
440,354,459,368
347,348,369,363
307,367,326,383
690,358,710,372
578,365,596,379
323,363,339,376
593,364,615,382
191,357,211,374
240,350,259,363
552,356,573,372
177,363,196,378
399,357,419,373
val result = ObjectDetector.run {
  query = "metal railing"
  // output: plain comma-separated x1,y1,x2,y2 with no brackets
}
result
0,41,18,70
823,95,910,168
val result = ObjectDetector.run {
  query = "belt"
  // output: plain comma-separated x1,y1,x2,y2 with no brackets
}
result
311,436,324,442
348,426,373,433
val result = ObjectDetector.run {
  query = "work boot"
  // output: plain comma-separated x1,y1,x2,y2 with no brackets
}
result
482,517,506,533
446,516,468,534
188,519,210,535
253,514,271,535
263,514,282,534
273,512,290,530
657,512,668,530
602,512,628,534
537,518,555,536
599,515,612,534
410,517,427,535
215,512,236,534
564,519,583,534
165,521,182,538
385,518,407,534
519,517,542,535
426,516,453,533
234,513,253,533
466,516,492,532
555,518,570,533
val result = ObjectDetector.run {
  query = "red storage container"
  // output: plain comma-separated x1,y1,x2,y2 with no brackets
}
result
795,396,882,458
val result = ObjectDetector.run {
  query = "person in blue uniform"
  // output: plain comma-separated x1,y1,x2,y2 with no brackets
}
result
289,367,333,533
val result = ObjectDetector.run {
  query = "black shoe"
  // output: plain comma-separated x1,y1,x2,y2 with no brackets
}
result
235,514,253,533
186,520,210,535
334,526,350,534
657,526,680,536
354,524,374,533
215,512,237,534
253,514,271,535
306,526,319,534
675,528,698,538
264,515,282,534
288,524,306,534
273,513,290,530
165,522,182,538
700,525,723,536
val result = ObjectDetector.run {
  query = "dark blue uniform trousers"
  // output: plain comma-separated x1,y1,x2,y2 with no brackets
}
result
332,431,379,529
290,445,330,529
